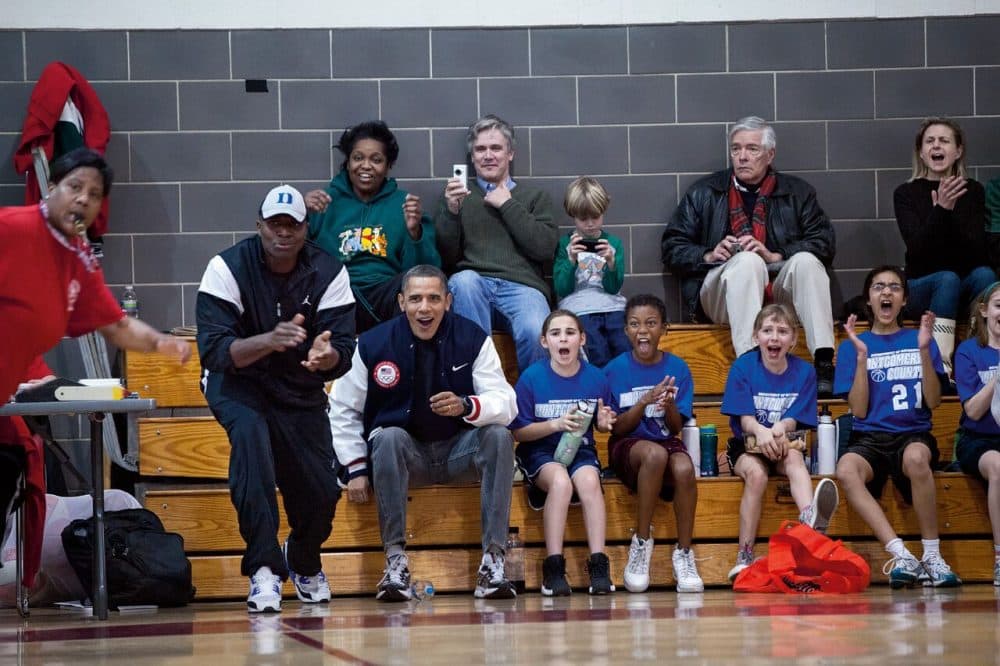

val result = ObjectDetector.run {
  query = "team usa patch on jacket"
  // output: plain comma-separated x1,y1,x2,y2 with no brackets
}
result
373,361,400,388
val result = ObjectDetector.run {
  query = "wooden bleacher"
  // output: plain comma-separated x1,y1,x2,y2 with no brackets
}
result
125,324,991,599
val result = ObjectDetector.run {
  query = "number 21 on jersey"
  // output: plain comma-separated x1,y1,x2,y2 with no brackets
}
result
891,382,923,411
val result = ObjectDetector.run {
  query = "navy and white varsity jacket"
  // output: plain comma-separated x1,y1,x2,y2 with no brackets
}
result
329,311,517,480
196,236,356,409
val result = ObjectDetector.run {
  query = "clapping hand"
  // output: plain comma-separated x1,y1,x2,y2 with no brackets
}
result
301,330,334,371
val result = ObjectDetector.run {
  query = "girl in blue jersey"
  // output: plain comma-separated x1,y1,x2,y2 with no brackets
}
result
954,281,1000,586
834,265,960,588
511,309,617,596
722,303,838,583
604,294,702,594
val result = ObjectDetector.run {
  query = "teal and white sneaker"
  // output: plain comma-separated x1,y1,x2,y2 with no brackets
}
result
918,552,962,588
883,555,923,589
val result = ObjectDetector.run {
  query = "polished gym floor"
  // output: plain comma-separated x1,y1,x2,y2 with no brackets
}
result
3,586,999,664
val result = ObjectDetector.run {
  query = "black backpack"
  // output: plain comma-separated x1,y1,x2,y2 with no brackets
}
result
61,508,196,608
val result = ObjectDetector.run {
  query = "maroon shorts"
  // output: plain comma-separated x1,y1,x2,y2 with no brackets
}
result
609,436,689,501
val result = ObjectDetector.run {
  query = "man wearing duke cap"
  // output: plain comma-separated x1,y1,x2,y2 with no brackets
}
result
196,184,355,613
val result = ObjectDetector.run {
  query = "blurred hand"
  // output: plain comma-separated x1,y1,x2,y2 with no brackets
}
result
304,189,331,213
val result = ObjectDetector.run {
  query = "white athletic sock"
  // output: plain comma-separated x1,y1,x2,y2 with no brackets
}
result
921,538,941,560
885,538,911,559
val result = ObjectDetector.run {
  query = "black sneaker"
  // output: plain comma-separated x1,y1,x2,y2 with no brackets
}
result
586,552,616,595
541,554,571,597
815,359,834,398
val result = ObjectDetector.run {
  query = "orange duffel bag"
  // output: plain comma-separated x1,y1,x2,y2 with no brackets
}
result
733,520,870,593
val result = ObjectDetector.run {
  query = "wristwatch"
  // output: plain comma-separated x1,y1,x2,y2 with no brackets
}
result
460,395,474,417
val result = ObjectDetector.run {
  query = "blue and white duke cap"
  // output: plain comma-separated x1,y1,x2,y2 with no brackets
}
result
259,184,306,223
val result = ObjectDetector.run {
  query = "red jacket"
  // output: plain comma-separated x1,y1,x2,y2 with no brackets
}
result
13,62,111,238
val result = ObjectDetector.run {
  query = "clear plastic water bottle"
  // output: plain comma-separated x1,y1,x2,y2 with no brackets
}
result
682,416,700,476
121,285,139,319
553,400,595,466
504,526,525,594
817,407,836,475
410,580,434,600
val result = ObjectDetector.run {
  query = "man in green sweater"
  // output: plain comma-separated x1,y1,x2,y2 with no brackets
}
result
435,114,557,372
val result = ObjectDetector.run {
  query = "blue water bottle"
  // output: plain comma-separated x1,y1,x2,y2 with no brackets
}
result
699,424,718,477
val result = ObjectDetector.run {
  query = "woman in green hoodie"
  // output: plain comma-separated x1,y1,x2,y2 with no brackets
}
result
305,121,440,331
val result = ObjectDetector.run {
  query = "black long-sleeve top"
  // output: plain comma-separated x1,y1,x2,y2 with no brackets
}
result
894,178,1000,279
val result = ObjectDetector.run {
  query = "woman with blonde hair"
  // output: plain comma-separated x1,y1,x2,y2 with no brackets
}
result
894,117,1000,381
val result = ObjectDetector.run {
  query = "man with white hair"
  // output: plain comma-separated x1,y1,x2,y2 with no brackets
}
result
662,116,837,395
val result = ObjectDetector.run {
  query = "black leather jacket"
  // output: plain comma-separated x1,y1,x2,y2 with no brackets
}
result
661,169,835,321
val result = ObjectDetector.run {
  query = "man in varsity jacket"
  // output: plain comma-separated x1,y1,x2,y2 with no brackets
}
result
328,264,518,602
196,185,355,613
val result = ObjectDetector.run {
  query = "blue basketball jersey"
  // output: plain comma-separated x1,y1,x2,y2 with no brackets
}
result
721,350,818,438
604,351,694,441
833,329,943,433
955,337,1000,435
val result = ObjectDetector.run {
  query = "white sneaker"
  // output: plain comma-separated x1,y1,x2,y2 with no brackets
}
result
799,478,839,533
918,552,962,588
475,551,515,599
624,533,654,593
247,566,282,613
376,553,413,602
728,549,754,582
284,540,331,603
672,547,704,593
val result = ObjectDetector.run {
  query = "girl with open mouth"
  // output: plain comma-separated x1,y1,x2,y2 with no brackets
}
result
834,265,960,589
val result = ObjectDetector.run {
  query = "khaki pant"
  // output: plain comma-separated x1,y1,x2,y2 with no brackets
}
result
700,251,834,357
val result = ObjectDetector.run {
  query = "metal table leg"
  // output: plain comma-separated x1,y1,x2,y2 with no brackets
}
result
90,412,108,620
15,471,28,618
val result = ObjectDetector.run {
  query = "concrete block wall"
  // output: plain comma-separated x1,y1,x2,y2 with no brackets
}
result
3,17,1000,331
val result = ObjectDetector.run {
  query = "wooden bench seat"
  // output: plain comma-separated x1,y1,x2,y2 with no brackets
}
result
135,398,964,480
125,321,987,601
139,474,993,598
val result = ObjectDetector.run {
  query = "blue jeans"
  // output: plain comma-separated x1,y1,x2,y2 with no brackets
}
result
580,310,630,367
448,270,550,371
905,267,997,319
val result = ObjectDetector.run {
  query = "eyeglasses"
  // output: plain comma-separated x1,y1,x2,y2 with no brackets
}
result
730,144,764,157
869,282,904,293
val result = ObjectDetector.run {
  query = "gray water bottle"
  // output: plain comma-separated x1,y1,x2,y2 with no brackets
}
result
553,400,595,466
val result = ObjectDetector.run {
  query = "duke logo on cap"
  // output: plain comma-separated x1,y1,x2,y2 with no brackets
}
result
260,184,307,222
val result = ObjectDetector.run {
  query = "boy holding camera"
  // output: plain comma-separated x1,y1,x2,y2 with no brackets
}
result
553,176,629,367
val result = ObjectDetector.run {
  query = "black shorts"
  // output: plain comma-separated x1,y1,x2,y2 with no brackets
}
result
956,428,1000,482
845,430,939,504
725,436,779,476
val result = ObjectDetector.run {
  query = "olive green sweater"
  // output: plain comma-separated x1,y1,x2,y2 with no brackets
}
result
434,184,557,299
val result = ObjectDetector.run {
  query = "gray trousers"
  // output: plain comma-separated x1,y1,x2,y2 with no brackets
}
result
370,425,514,553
